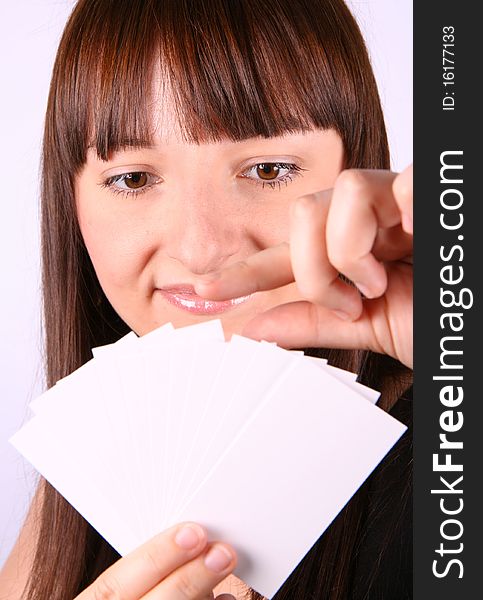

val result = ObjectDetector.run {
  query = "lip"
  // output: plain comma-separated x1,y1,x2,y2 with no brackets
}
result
156,284,252,315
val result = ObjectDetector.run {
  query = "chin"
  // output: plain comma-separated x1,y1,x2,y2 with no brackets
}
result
127,311,245,339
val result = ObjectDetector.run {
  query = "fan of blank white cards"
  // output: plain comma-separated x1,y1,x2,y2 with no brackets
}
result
11,319,406,598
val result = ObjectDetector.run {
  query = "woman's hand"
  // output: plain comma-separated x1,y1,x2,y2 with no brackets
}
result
195,165,413,369
75,522,236,600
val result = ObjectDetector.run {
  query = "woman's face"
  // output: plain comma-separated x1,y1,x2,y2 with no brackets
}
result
75,103,344,338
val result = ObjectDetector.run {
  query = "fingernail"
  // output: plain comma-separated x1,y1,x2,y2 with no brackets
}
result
204,544,233,573
175,524,204,550
354,282,373,298
332,309,351,321
402,212,413,234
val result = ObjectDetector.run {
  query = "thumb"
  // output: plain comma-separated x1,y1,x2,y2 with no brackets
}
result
241,301,374,352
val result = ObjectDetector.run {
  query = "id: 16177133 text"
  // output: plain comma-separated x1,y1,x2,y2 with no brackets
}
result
442,26,455,111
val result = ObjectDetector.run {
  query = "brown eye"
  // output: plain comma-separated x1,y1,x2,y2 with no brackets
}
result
124,172,148,189
256,164,280,180
239,161,303,189
102,171,161,197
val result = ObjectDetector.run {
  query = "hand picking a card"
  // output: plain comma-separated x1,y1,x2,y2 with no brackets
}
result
10,319,406,599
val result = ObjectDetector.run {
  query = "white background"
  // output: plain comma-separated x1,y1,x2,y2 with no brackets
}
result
0,0,412,568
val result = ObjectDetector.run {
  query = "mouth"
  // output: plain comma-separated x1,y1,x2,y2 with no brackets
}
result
156,285,252,315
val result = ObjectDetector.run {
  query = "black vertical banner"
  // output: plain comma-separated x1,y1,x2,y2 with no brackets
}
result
414,3,482,598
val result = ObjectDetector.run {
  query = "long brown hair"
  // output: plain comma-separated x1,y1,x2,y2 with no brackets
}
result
25,1,411,598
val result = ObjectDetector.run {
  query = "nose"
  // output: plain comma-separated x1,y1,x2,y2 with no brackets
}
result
162,184,243,275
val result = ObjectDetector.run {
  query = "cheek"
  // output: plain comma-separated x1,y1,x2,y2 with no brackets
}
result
248,205,290,247
77,202,152,291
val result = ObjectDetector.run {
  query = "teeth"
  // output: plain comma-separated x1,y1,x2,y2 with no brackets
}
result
175,294,251,308
177,297,211,309
230,295,252,305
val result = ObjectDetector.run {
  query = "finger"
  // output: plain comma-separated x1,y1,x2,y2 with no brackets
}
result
372,224,413,262
194,243,293,301
392,164,413,234
77,522,208,600
326,169,402,299
289,191,362,319
241,301,374,352
143,542,237,599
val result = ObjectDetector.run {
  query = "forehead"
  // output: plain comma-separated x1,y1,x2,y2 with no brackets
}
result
148,65,317,145
149,70,198,144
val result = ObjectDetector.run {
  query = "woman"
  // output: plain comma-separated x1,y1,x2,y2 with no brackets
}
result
0,0,413,598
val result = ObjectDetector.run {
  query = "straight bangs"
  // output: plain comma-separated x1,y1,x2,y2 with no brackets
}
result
49,0,388,171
